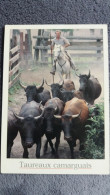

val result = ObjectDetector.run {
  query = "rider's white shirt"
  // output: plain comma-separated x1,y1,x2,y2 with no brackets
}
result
51,36,70,47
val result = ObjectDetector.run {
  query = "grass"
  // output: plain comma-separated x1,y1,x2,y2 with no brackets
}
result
8,81,22,103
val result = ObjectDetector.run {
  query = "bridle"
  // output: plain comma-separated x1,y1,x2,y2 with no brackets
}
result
54,46,66,68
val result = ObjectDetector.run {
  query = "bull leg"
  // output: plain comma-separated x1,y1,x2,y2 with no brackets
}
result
67,141,74,159
7,141,13,158
23,147,28,158
79,135,85,152
45,135,55,154
36,138,41,158
79,140,85,151
55,132,61,158
44,140,48,154
47,139,55,154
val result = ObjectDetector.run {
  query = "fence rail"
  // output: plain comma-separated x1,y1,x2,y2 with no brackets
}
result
33,35,103,65
33,36,103,40
9,44,20,89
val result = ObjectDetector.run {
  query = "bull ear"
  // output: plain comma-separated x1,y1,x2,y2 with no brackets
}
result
87,70,91,79
45,80,51,87
13,111,24,121
54,115,62,119
36,79,44,90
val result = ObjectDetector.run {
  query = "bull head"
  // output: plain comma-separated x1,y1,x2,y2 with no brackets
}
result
45,80,64,88
54,110,81,119
75,70,91,79
13,109,44,121
19,79,44,90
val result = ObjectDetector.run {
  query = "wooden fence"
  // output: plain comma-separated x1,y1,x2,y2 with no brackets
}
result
9,44,21,88
8,30,32,88
33,35,103,65
20,31,32,60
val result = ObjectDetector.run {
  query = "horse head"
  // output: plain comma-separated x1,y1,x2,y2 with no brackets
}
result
54,45,64,60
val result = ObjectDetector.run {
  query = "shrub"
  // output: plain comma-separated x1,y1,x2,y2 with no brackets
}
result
82,102,104,159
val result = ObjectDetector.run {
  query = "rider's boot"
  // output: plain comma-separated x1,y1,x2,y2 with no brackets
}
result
69,59,79,71
70,60,76,70
65,51,78,71
50,65,56,75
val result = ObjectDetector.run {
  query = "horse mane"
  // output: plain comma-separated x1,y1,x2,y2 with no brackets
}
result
54,45,68,60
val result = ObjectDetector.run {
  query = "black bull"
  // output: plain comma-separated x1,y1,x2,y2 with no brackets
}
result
45,80,83,103
14,101,44,158
76,71,102,105
7,108,18,158
20,79,51,105
42,98,64,157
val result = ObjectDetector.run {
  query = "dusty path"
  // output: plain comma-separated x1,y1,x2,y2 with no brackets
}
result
9,63,104,159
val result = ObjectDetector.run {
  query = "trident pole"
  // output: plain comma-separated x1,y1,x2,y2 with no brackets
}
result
50,30,54,83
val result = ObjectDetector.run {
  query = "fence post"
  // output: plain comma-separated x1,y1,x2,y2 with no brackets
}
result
97,39,101,60
20,32,23,59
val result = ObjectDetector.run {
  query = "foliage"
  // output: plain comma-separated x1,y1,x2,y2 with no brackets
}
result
82,102,104,159
9,81,21,95
8,81,22,103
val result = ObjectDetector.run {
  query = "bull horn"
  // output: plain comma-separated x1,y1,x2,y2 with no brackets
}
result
19,80,27,89
75,69,80,77
60,80,64,87
37,79,44,90
39,101,42,107
87,70,91,79
72,110,82,119
13,111,24,120
54,107,57,111
39,101,44,111
45,80,51,87
34,109,44,120
54,115,62,119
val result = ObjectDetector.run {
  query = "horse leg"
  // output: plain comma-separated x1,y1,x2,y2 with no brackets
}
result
69,71,71,79
58,71,63,83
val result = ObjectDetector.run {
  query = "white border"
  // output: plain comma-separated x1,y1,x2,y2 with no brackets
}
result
1,24,109,174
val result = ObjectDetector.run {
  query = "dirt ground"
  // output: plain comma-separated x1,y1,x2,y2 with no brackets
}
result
9,61,104,159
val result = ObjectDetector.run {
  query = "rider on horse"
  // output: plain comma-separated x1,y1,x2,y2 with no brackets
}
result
50,30,76,75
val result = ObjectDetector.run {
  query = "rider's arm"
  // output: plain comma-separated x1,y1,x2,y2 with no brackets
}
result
64,43,70,48
63,37,70,48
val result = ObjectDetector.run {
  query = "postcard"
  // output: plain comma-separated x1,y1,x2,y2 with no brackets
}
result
1,24,109,174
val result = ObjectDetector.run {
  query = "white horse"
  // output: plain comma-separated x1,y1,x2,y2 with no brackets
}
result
53,44,71,82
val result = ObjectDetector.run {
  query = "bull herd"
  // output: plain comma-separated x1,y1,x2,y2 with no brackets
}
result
8,70,102,159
